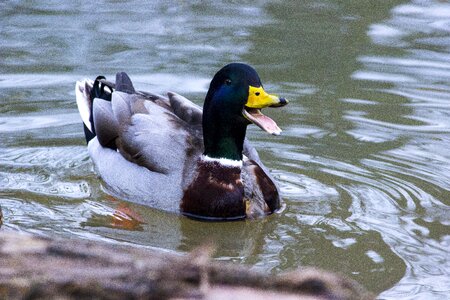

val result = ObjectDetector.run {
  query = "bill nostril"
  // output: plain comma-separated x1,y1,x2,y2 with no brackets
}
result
255,92,260,96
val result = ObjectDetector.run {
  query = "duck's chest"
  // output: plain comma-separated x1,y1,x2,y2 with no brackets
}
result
180,158,280,220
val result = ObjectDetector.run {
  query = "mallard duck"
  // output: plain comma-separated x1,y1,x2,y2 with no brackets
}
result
75,63,288,220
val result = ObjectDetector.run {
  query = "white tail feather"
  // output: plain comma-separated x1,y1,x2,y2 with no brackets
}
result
75,79,94,132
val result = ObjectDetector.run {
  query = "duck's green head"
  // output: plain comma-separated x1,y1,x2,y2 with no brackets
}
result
203,63,288,161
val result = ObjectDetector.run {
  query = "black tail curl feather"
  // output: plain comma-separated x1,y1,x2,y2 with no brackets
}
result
91,75,113,102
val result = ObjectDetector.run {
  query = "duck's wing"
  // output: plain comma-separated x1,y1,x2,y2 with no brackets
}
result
113,91,202,174
76,73,203,174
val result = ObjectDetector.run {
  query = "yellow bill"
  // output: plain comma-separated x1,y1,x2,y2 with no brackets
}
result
243,85,288,135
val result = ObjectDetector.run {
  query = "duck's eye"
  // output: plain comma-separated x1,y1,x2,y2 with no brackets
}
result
225,79,232,85
255,92,260,96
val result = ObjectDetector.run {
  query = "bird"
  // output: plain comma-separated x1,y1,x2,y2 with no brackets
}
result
75,63,288,220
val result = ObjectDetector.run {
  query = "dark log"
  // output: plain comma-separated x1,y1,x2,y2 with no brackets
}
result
0,231,373,300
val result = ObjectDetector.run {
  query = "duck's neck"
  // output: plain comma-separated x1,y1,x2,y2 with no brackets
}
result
203,122,247,161
202,84,250,161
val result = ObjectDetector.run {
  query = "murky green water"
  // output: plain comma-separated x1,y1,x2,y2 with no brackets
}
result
1,1,449,298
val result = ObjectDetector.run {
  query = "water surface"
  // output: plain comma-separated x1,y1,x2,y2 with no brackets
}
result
1,1,449,298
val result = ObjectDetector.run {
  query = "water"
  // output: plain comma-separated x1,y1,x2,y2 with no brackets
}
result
1,1,449,298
